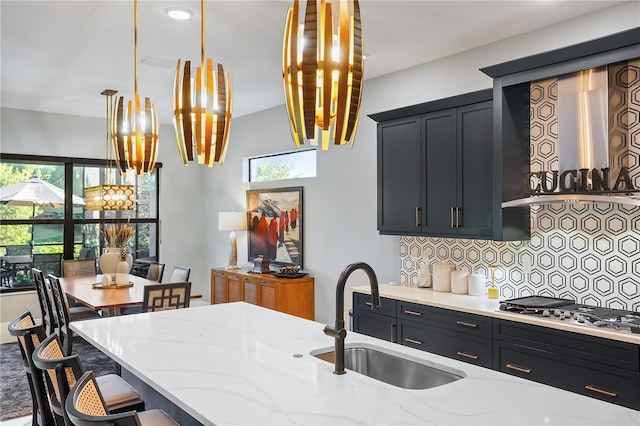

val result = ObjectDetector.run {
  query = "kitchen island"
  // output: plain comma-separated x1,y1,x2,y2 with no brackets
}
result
70,302,639,425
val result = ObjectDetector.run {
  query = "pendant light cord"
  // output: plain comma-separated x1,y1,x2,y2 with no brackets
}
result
201,0,205,66
134,0,138,95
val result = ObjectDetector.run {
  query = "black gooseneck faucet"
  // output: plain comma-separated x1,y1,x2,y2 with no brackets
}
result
323,262,382,375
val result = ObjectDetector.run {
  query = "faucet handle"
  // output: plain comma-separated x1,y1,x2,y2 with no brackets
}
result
323,325,346,339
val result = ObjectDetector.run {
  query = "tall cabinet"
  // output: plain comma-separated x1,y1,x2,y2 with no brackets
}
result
370,89,528,240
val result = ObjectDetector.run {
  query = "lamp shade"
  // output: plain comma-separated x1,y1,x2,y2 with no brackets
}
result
218,212,246,231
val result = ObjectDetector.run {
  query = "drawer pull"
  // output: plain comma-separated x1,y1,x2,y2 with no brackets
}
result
404,337,423,345
585,385,618,398
404,310,422,316
456,320,478,328
456,351,478,360
506,364,532,374
365,302,372,306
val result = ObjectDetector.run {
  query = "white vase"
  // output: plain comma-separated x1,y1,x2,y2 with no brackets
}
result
99,248,133,277
115,261,130,285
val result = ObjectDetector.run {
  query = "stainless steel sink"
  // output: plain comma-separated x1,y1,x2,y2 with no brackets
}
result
311,343,465,389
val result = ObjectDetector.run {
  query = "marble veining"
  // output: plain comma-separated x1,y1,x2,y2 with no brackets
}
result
71,303,639,425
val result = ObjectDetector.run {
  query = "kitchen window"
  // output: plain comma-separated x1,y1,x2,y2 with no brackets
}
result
246,149,316,182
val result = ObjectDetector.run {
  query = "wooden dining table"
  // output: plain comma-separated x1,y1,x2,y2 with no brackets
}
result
58,274,160,316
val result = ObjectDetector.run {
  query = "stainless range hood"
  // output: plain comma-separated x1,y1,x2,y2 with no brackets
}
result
503,65,640,208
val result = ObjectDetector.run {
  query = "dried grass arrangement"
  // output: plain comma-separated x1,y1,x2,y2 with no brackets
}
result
100,222,135,248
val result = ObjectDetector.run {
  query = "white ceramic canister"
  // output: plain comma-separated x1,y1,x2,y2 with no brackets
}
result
432,262,455,292
468,272,486,296
450,270,469,294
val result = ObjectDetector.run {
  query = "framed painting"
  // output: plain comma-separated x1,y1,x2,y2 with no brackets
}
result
246,186,303,268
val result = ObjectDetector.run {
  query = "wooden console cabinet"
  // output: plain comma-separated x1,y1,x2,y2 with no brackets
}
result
211,267,314,320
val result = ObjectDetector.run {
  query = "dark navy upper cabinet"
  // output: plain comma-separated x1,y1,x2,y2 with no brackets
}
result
377,116,422,234
370,90,517,240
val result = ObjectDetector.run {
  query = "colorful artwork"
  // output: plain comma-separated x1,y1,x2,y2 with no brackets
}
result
246,186,302,267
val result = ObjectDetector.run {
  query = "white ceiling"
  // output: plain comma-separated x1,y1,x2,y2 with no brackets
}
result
0,0,630,126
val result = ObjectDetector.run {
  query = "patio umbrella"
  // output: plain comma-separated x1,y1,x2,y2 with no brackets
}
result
0,177,85,208
1,177,86,253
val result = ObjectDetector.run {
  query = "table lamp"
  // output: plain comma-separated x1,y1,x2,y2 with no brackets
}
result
219,212,246,269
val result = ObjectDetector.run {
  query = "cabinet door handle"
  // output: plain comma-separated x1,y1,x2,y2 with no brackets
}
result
403,310,422,316
585,385,618,397
365,301,372,306
450,207,455,228
415,207,421,227
506,364,532,374
390,324,396,343
456,320,478,328
404,337,423,345
456,207,461,228
456,351,478,360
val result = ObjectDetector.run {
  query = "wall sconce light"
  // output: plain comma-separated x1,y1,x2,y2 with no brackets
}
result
219,212,247,269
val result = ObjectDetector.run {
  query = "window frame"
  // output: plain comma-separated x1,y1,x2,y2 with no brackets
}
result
0,153,161,271
246,148,317,182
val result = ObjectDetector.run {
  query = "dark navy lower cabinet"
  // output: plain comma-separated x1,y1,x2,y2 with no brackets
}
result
351,294,397,343
399,319,492,368
353,292,640,410
493,319,640,410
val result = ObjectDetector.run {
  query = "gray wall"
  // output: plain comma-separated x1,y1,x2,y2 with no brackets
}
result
2,2,638,332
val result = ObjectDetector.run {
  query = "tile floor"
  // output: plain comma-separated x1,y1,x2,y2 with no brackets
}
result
0,416,31,425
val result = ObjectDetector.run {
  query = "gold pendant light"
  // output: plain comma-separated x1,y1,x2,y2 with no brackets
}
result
113,0,159,177
282,0,364,150
84,90,136,211
173,0,232,167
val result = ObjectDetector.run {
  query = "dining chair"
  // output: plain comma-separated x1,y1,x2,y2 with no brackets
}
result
168,265,190,282
8,311,58,426
65,371,177,426
141,282,191,313
6,244,33,255
48,274,101,356
62,259,97,277
145,261,165,282
32,334,145,426
32,268,57,336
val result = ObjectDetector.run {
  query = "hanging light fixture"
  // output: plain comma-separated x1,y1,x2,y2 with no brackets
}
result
173,0,232,167
84,90,136,211
113,0,159,177
282,0,364,150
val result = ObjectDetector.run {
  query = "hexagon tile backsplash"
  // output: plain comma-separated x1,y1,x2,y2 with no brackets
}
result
400,203,640,311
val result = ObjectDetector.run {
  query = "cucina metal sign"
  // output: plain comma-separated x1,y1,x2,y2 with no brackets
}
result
526,166,638,195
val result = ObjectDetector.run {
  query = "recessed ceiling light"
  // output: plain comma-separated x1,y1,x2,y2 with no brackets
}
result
166,7,192,20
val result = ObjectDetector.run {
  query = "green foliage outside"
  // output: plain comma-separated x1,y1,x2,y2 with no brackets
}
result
0,163,62,247
254,160,293,182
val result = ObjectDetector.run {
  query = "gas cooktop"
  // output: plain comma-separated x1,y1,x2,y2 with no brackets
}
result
499,296,640,334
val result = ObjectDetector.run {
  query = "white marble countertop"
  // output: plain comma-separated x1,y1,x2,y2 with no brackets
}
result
71,303,639,426
352,284,640,345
